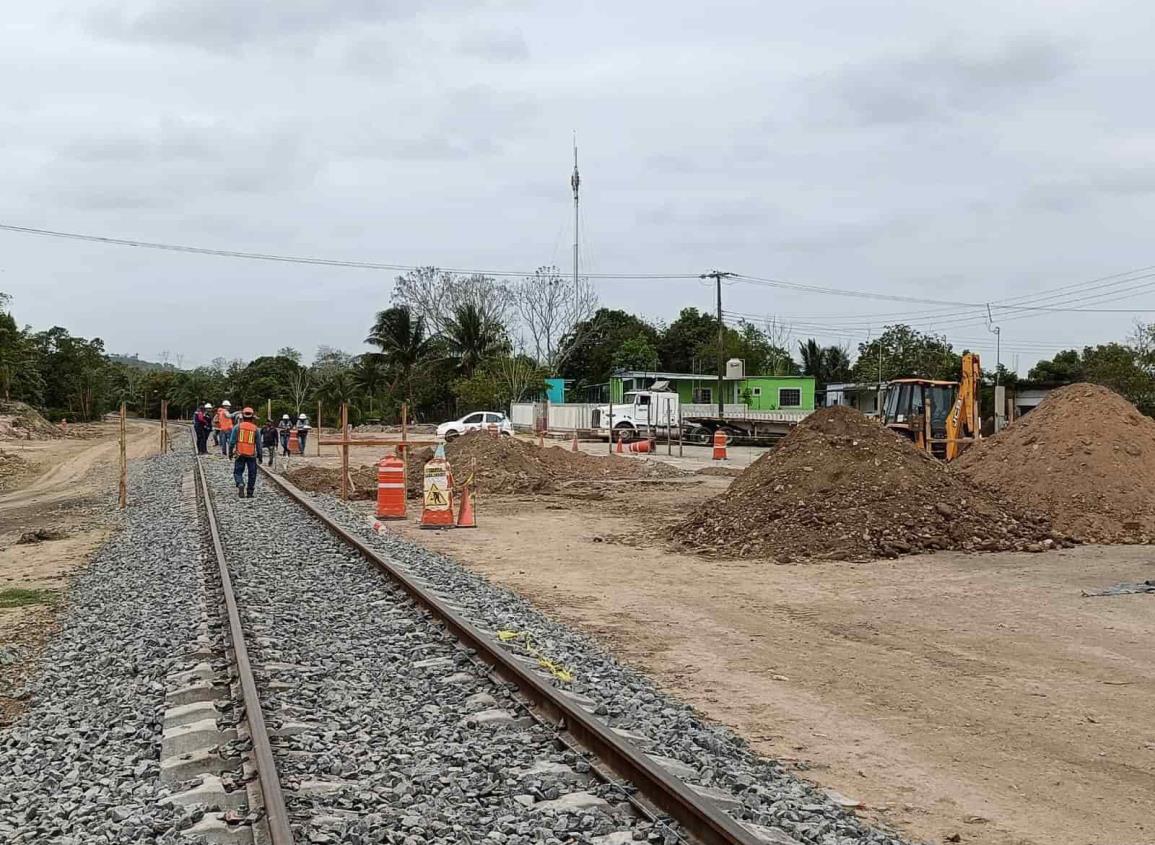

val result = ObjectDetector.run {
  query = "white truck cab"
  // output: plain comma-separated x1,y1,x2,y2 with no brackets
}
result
592,389,679,441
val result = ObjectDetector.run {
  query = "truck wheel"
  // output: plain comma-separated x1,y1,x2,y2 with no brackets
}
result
614,424,635,443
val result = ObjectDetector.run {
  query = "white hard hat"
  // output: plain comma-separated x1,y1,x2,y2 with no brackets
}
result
298,414,307,420
222,400,231,407
282,414,290,420
204,403,212,408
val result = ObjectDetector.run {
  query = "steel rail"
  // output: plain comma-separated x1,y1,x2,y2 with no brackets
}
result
258,466,762,845
195,459,296,845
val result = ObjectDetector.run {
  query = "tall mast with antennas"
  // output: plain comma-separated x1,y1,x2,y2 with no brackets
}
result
571,134,580,291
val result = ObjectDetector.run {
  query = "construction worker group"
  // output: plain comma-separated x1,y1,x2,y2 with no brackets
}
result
193,400,310,498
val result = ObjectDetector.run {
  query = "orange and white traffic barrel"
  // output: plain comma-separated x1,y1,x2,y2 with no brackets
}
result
711,430,728,461
376,453,406,519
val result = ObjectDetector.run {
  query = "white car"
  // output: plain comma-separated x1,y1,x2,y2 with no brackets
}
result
437,411,513,440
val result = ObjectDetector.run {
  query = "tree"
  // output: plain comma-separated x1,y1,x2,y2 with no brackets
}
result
276,346,302,364
657,308,719,374
443,302,508,378
799,339,854,389
351,353,388,415
612,335,661,372
513,265,598,373
392,267,513,335
366,305,438,408
452,355,549,411
852,325,961,383
1027,349,1083,383
558,309,660,387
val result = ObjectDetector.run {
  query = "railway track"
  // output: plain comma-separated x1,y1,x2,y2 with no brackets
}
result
191,452,774,845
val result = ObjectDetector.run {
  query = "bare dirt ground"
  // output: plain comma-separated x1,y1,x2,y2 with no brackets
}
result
0,421,159,724
372,480,1155,845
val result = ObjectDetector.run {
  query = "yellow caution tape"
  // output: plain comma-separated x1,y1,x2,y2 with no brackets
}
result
496,630,574,683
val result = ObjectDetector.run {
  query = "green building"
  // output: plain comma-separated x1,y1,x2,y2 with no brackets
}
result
597,370,816,411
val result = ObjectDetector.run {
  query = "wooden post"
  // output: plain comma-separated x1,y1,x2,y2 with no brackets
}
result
339,402,350,501
608,398,613,454
266,398,272,424
118,402,127,509
317,400,322,456
401,402,408,499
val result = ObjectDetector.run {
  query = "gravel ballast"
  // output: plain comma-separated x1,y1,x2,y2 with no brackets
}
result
0,452,207,843
297,479,919,845
202,460,655,844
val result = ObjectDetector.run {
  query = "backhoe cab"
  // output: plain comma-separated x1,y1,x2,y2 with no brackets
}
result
883,353,981,461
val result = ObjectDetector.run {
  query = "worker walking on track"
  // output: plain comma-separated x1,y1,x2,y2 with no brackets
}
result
296,413,311,453
194,403,213,455
228,407,263,498
260,419,279,467
278,414,293,456
216,400,234,456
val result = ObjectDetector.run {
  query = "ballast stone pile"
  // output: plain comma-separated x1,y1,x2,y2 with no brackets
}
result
956,382,1155,543
673,405,1060,561
0,453,206,843
309,495,916,845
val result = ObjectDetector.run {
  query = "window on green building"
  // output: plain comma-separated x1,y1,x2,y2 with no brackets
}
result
779,388,801,407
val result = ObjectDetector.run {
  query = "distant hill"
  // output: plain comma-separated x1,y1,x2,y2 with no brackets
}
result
108,354,180,372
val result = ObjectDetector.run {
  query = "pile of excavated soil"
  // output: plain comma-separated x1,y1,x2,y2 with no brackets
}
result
285,464,379,501
956,383,1155,543
405,432,685,496
672,406,1060,562
0,402,61,440
288,432,685,500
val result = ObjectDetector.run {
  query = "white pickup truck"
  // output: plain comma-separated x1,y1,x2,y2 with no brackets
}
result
591,390,680,441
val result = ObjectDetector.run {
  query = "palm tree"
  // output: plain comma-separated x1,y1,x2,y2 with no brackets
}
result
799,339,824,380
443,302,507,378
351,354,387,416
365,306,436,407
315,370,358,423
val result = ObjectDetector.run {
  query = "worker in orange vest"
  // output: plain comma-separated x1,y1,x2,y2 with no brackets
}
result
228,407,263,498
215,400,234,457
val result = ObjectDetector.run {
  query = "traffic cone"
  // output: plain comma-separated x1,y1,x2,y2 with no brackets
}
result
571,432,579,452
615,434,623,454
456,482,477,528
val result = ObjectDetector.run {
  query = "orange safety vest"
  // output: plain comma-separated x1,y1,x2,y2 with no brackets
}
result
217,408,234,432
235,421,258,457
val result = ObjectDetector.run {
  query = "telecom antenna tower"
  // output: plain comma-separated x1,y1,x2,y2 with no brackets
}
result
571,135,580,288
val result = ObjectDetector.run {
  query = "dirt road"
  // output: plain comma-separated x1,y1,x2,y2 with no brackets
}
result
384,486,1155,845
0,421,160,723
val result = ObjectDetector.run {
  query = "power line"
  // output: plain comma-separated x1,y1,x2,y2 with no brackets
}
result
0,222,697,281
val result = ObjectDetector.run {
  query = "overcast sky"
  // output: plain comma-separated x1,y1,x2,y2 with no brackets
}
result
3,0,1154,372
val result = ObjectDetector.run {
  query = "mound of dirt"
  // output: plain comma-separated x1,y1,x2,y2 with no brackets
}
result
289,432,686,500
285,464,379,500
955,383,1155,542
672,405,1060,562
407,432,685,496
0,402,61,440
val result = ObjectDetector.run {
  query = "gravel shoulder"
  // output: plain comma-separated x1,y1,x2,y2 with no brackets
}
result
0,421,159,726
375,486,1155,845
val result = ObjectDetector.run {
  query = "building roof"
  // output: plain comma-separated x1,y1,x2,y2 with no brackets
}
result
613,370,813,381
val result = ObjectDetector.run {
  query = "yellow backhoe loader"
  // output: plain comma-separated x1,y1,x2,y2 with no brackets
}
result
882,353,981,460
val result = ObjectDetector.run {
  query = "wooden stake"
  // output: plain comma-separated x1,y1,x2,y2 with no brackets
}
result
317,399,322,456
118,402,127,509
267,398,272,424
339,402,349,501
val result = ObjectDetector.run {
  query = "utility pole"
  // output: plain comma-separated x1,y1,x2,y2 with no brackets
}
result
700,270,734,419
571,134,580,291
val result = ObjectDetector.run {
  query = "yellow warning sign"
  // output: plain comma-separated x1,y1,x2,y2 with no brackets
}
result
423,463,451,510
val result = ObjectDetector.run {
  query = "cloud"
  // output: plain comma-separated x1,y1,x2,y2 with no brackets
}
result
822,36,1073,127
88,0,428,53
458,29,529,62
